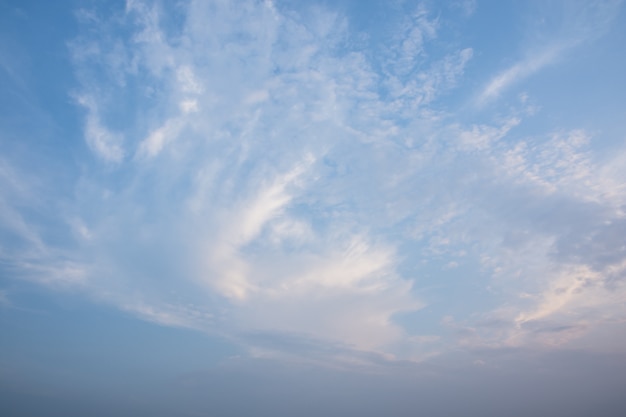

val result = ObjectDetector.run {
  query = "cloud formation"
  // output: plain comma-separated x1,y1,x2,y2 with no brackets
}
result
477,0,623,104
1,0,625,364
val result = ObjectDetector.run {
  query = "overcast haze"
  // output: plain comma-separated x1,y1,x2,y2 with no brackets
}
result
1,0,626,415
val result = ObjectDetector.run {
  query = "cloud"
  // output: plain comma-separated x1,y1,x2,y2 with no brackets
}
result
53,0,449,359
477,47,560,104
75,95,125,163
477,0,623,104
2,0,626,365
439,128,626,349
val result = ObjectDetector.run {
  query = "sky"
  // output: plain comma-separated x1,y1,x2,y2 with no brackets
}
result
1,0,626,415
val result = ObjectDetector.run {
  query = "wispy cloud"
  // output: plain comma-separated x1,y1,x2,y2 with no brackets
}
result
477,0,623,105
75,95,125,163
477,47,561,104
2,0,625,365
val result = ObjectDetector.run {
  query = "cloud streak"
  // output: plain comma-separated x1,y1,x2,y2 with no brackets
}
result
477,0,623,104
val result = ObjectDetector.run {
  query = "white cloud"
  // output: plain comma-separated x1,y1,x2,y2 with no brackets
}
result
76,95,125,163
3,0,626,365
198,158,313,301
456,117,520,151
179,99,199,113
176,66,203,94
477,48,559,104
477,0,623,105
136,118,184,158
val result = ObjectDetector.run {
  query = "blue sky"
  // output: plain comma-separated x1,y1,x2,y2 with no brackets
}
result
1,0,626,415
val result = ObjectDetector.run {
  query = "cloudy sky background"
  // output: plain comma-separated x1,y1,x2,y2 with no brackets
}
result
2,0,626,415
